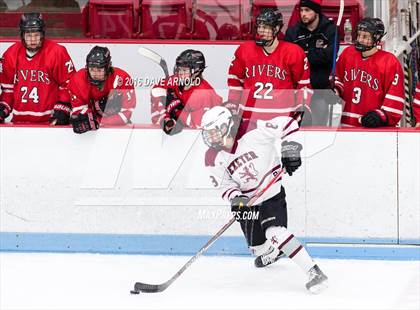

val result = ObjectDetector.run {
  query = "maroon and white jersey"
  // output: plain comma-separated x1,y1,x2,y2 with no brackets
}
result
0,39,75,123
205,116,300,205
68,68,136,126
228,41,312,120
413,82,420,124
151,76,222,128
335,46,404,127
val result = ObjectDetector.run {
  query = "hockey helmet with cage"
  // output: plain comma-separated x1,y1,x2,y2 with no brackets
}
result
174,49,206,77
19,13,45,52
355,17,386,52
255,8,284,47
86,46,113,86
201,106,234,149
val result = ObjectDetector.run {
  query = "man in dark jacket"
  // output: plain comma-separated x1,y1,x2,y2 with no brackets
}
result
285,0,338,125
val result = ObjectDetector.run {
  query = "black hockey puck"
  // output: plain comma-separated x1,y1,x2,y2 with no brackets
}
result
130,290,140,295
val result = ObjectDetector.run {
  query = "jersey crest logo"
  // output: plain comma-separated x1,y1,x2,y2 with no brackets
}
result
239,163,258,183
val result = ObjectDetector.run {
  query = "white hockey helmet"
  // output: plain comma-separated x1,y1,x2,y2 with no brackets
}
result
201,106,234,148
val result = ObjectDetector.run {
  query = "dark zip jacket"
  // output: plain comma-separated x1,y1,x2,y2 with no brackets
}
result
285,14,338,89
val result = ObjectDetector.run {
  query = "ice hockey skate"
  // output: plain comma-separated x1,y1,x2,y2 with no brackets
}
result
306,264,328,294
254,247,285,268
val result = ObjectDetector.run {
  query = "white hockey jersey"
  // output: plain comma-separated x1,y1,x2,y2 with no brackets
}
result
205,116,301,205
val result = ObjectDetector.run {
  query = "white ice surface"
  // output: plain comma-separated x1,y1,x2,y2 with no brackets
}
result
0,252,419,310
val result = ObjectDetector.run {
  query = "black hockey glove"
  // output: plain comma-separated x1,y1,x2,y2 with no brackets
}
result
360,109,389,128
94,92,123,117
161,116,184,135
50,101,71,125
231,195,250,221
0,103,10,123
166,98,184,120
71,112,99,134
281,141,303,176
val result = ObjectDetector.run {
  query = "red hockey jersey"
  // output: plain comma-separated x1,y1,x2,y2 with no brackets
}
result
0,39,75,123
227,40,312,120
413,82,420,125
335,46,404,127
68,68,136,126
151,76,222,128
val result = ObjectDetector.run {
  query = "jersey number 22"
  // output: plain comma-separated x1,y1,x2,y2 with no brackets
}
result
254,82,273,99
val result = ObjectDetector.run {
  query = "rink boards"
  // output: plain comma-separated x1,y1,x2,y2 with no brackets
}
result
0,126,419,259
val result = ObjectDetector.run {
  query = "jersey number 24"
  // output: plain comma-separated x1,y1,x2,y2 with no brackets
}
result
20,86,39,103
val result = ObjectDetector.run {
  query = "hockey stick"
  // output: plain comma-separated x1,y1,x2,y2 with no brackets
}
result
138,47,171,144
130,168,286,294
138,47,169,78
328,0,345,126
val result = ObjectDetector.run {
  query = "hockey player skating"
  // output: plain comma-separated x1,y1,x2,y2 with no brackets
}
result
201,106,328,293
0,13,75,124
334,17,404,127
151,49,221,135
226,8,312,121
68,46,136,134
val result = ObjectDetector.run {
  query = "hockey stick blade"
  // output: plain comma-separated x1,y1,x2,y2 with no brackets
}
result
138,47,169,78
132,282,166,293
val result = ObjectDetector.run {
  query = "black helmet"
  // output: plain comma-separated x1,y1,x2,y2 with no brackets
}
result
86,46,112,86
19,13,45,52
355,18,386,52
174,49,206,76
255,8,283,47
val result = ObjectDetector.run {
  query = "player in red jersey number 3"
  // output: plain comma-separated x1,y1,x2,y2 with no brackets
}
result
334,18,404,128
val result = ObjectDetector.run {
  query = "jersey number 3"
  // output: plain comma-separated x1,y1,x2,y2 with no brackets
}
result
254,82,273,99
20,86,39,104
352,87,361,104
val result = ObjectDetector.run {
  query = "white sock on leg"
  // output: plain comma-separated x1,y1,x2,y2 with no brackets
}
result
265,226,315,273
